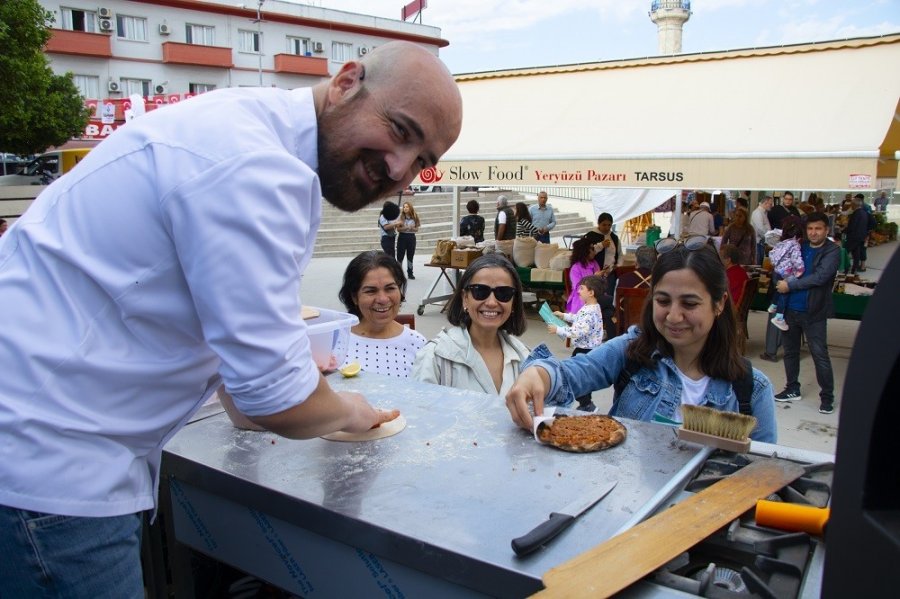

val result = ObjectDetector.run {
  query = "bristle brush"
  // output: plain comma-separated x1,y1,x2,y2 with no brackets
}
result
677,404,757,453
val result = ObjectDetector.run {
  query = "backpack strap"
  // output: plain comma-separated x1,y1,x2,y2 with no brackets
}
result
612,357,642,401
733,357,754,415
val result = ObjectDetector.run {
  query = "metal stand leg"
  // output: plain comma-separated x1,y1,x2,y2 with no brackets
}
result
417,266,460,315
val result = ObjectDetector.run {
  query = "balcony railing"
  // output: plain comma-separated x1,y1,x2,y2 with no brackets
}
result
273,54,329,77
651,1,691,11
44,29,112,58
162,41,233,68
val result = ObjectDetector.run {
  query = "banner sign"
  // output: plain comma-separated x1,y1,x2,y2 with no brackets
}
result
78,93,199,140
416,157,878,191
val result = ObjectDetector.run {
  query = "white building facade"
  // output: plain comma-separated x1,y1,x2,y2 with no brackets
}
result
39,0,445,137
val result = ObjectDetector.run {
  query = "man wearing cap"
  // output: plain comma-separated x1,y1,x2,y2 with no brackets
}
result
528,190,556,243
684,201,717,237
494,195,516,240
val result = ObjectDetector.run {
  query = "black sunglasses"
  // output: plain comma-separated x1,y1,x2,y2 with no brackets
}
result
655,235,709,254
465,284,516,302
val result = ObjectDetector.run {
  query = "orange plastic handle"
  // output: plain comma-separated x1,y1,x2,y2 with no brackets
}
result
755,499,830,535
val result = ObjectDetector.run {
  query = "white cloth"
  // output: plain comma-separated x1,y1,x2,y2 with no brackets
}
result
411,326,530,396
343,327,427,378
0,87,322,517
497,209,508,224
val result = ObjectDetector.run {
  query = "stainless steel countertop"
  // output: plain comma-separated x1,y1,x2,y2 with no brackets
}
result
163,371,705,596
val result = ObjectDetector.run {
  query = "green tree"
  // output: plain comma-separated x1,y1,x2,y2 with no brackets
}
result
0,0,90,155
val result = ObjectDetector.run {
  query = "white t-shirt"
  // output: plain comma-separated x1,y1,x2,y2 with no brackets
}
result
674,367,710,422
497,209,508,224
343,327,427,379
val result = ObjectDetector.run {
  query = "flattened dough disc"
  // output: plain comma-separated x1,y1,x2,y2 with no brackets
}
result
321,414,407,442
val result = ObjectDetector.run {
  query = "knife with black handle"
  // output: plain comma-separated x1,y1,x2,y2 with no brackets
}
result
512,480,617,556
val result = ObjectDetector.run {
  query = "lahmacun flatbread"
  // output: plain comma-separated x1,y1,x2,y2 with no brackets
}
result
537,414,627,453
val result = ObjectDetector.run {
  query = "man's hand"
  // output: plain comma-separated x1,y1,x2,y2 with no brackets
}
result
505,367,551,431
332,391,402,433
247,376,398,439
776,280,789,293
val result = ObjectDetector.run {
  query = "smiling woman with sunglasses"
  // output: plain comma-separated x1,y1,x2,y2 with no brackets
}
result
505,243,777,443
412,254,530,395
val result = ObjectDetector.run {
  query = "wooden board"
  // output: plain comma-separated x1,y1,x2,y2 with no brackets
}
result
537,458,806,598
300,306,320,320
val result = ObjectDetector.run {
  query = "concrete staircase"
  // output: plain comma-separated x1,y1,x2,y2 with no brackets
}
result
313,191,596,258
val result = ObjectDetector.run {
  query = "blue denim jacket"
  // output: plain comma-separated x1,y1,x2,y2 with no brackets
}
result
524,328,777,443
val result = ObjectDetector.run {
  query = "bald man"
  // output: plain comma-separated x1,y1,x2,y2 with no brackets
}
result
0,42,461,596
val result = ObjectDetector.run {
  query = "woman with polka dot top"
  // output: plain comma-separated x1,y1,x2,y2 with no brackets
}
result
338,251,426,378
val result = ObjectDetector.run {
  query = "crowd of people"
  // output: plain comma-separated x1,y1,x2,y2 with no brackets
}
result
327,241,776,446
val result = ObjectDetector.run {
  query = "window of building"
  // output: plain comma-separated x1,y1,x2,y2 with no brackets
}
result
185,24,215,46
189,83,216,94
60,7,97,33
287,36,312,56
331,41,352,63
238,29,261,53
116,15,148,41
73,75,101,99
122,78,151,97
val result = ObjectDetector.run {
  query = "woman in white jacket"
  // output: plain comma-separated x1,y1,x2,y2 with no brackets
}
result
412,254,530,395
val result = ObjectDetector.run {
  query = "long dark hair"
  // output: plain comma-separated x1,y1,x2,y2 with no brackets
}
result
570,237,594,267
446,253,527,336
514,202,532,222
625,245,747,382
380,201,400,221
338,250,407,318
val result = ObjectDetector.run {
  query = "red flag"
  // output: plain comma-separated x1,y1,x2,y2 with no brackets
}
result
401,0,427,21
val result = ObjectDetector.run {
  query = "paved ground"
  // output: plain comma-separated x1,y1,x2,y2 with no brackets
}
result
299,238,898,456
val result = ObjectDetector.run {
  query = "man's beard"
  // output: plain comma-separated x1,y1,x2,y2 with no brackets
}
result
317,89,397,212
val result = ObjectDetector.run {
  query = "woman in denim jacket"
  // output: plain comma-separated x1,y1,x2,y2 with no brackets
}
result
506,238,777,443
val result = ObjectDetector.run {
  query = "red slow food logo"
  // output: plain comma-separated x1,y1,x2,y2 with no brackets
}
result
419,166,443,184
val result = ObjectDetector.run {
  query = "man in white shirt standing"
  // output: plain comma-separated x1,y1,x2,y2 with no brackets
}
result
0,42,462,596
751,195,774,265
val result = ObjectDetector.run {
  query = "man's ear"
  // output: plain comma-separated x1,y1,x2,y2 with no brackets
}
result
326,61,364,104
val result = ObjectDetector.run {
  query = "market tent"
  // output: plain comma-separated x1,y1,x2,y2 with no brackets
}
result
421,34,900,192
590,188,678,224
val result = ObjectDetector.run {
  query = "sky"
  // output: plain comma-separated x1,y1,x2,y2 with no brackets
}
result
301,0,900,74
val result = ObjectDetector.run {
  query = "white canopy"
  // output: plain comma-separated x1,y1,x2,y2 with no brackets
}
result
421,34,900,191
590,188,678,224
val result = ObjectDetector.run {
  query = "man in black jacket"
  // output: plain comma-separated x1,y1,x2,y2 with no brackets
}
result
494,195,516,240
768,191,802,230
772,212,841,414
843,193,874,274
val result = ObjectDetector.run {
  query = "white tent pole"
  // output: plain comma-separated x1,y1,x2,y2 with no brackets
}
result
453,186,460,235
672,192,683,238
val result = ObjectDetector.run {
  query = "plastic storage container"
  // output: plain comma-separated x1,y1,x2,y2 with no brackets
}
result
305,307,359,370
